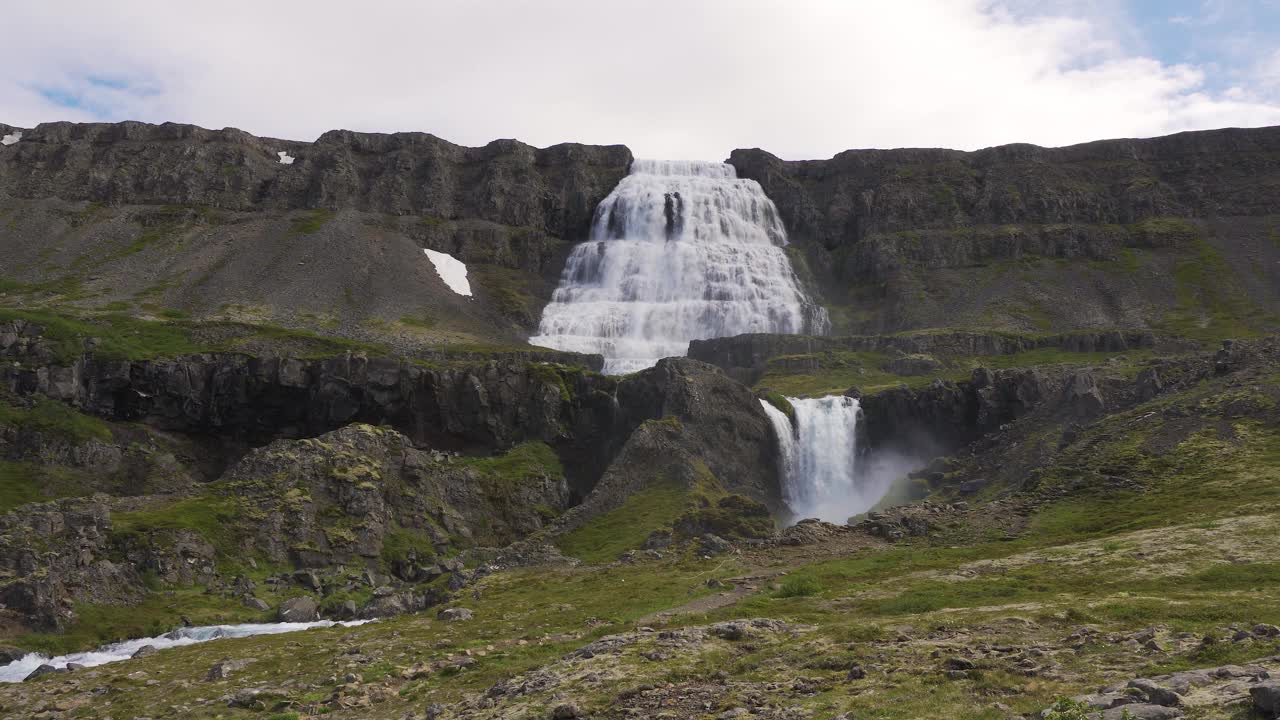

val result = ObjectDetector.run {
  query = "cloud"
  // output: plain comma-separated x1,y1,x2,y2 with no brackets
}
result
1,0,1279,160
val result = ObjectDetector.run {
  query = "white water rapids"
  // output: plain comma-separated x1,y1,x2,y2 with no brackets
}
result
531,159,828,373
0,619,370,683
760,395,893,523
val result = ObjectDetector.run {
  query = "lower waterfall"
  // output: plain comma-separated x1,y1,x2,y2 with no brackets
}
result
760,395,885,523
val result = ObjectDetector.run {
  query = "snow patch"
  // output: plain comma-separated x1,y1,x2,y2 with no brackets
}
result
277,150,295,165
0,131,21,146
424,249,472,296
0,619,371,682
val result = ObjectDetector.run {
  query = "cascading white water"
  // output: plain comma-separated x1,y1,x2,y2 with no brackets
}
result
531,159,828,373
0,619,370,682
760,395,883,523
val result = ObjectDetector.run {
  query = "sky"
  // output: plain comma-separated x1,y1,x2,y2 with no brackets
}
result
3,0,1280,160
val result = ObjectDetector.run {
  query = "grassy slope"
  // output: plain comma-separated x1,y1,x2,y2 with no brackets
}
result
757,345,1153,398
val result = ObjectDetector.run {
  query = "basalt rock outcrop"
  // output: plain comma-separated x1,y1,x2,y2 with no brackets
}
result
222,423,572,565
0,120,633,341
0,121,632,238
861,337,1279,482
689,330,1157,385
729,126,1280,334
730,127,1280,247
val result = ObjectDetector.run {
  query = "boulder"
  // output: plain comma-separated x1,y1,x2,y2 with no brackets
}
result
1127,679,1181,707
278,596,320,623
437,607,473,622
24,664,64,681
1253,681,1280,718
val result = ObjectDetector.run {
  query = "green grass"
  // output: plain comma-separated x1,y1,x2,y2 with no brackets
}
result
0,395,112,443
471,265,538,324
557,479,694,563
757,344,1152,398
0,308,201,364
774,575,822,598
14,587,271,655
1156,237,1273,341
455,441,564,489
398,313,437,329
111,495,244,560
289,209,335,235
0,461,95,513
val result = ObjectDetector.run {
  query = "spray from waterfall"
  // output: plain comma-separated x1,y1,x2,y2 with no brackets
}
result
532,159,828,373
760,395,899,523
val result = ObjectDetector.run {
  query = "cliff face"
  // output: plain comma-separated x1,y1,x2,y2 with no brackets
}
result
0,121,631,236
0,121,632,341
730,126,1280,335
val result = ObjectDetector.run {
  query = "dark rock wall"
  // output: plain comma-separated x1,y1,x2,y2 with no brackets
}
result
729,126,1280,334
730,126,1280,249
0,121,632,241
688,330,1157,385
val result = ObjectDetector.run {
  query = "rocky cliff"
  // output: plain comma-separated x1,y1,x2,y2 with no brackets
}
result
0,121,632,343
689,329,1158,385
0,121,631,234
730,126,1280,336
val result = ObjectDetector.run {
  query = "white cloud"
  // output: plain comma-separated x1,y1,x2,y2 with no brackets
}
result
0,1,1278,160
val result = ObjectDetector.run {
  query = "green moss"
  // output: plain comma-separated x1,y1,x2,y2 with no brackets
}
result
1127,216,1199,245
380,524,440,567
557,479,693,563
0,461,96,512
757,390,796,423
676,494,775,539
530,364,573,402
398,313,437,329
289,209,335,235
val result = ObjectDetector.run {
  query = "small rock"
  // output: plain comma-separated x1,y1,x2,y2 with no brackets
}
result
1103,705,1183,720
437,607,474,622
846,665,866,680
242,597,271,612
551,702,580,719
132,645,158,659
943,657,975,671
205,657,256,681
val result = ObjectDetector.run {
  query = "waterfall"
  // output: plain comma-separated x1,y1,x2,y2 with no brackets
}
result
531,159,828,373
761,395,880,523
0,619,371,682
